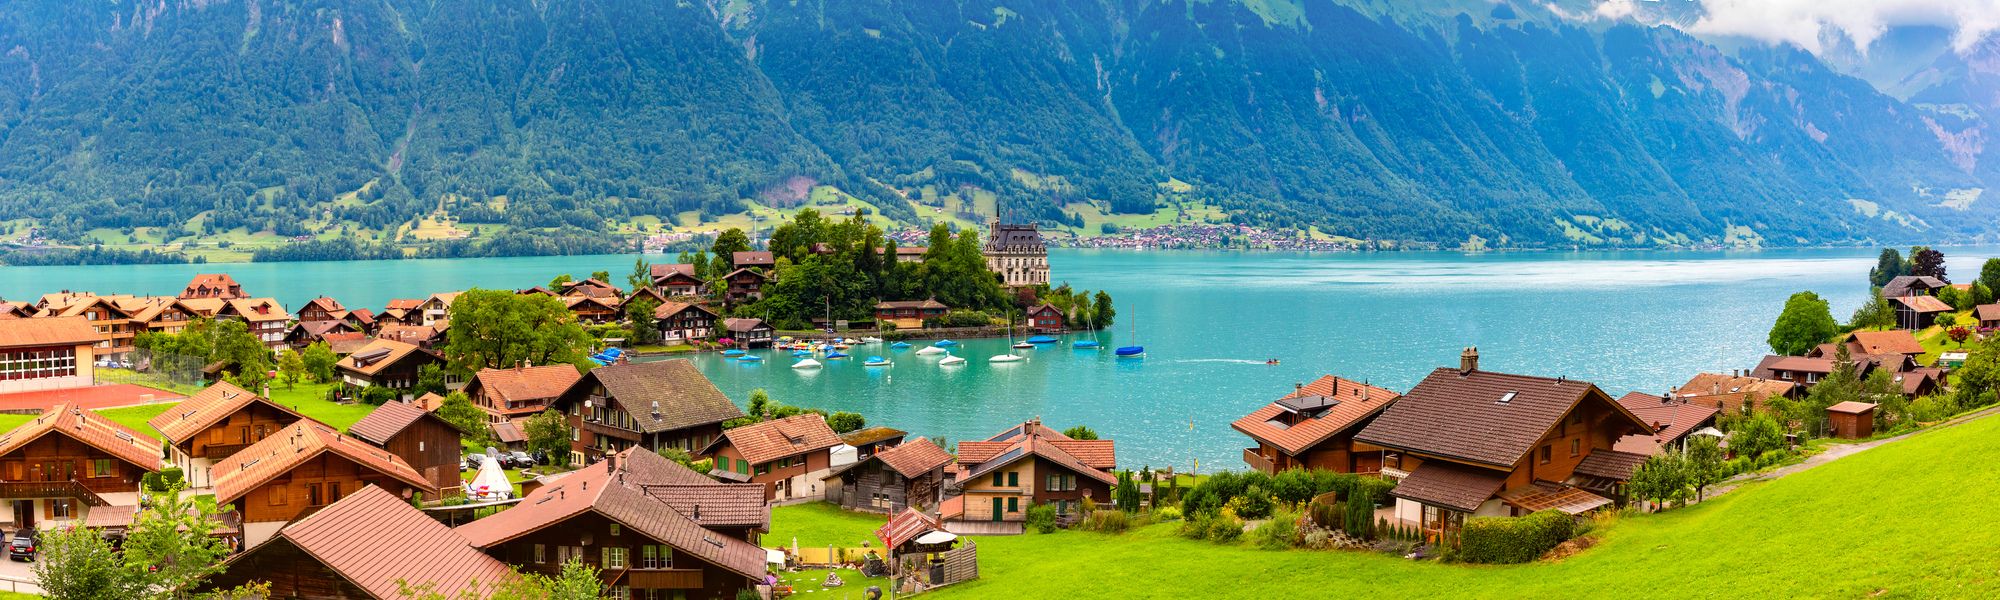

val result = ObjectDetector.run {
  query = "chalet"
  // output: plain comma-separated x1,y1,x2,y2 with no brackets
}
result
1233,376,1402,475
148,381,310,488
0,302,33,319
341,308,377,334
418,292,461,327
823,437,951,514
700,414,842,502
455,448,770,600
655,302,718,344
218,298,292,350
1673,372,1797,415
1025,304,1065,333
892,246,927,263
876,299,948,329
1752,355,1866,389
1893,295,1953,330
377,323,444,348
202,485,516,600
349,401,464,497
117,296,199,337
1827,401,1878,439
465,364,583,422
35,293,138,358
721,268,770,304
516,286,558,298
211,421,440,547
335,339,442,391
1810,330,1927,360
551,359,745,465
983,220,1049,288
559,278,622,300
947,419,1115,527
1352,348,1653,536
840,426,907,463
723,318,775,348
1881,275,1946,299
0,405,160,531
297,297,347,323
1611,393,1721,456
0,316,97,393
321,332,373,356
1980,303,2000,329
732,251,775,270
625,286,672,310
377,298,425,327
286,320,360,350
178,297,226,318
563,295,624,325
180,273,247,300
649,264,705,297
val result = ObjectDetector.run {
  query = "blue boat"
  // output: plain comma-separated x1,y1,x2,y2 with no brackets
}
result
1073,340,1101,349
934,340,959,347
792,350,812,357
1115,345,1146,358
722,349,746,357
1026,335,1059,344
827,351,851,359
890,341,912,349
863,356,892,367
737,355,763,363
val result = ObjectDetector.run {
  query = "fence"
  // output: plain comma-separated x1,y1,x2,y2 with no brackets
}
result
96,348,209,393
793,546,875,566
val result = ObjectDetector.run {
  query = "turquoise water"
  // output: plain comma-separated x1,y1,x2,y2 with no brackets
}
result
3,248,1993,469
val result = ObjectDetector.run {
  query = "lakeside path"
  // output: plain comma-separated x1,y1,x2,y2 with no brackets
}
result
1697,403,2000,502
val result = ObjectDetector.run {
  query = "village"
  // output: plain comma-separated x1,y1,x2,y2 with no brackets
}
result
0,238,1993,599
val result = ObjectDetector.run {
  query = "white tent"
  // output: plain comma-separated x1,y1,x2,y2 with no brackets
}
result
829,444,859,468
466,455,513,501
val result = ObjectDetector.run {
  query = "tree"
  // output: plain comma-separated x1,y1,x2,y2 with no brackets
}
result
1982,258,2000,297
1629,453,1689,510
33,526,146,600
1114,470,1141,512
826,411,866,433
1730,412,1786,459
1938,313,1961,329
416,363,449,397
360,385,397,406
276,348,305,389
1767,291,1837,356
443,289,596,374
1848,291,1896,330
300,341,338,383
1952,334,2000,408
1911,247,1948,282
124,482,238,599
540,558,604,600
625,298,661,346
710,228,752,270
627,257,652,291
548,273,573,289
589,270,611,284
746,389,772,419
1950,326,1974,347
1092,290,1116,329
1868,248,1908,288
437,392,490,443
1974,282,1995,307
1685,435,1726,501
1062,425,1099,440
524,410,572,467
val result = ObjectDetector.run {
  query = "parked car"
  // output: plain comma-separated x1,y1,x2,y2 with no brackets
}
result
459,456,472,472
9,530,36,562
531,449,550,465
507,451,535,467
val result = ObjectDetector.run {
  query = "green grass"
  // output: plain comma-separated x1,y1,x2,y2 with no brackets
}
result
96,404,175,436
264,381,378,432
903,413,2000,598
768,502,886,549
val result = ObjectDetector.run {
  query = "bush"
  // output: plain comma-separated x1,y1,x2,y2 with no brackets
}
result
1206,514,1244,543
359,385,397,406
1152,506,1182,522
1225,484,1275,520
1026,503,1059,534
1307,499,1342,530
141,467,185,494
1248,511,1299,550
1079,509,1131,534
1459,510,1576,564
1342,498,1375,540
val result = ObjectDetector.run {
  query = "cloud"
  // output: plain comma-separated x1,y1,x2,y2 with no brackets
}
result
1593,0,1639,20
1665,0,2000,55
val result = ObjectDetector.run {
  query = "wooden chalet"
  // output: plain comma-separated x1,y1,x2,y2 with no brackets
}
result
377,298,425,327
699,414,841,501
551,359,745,465
654,301,718,344
1892,294,1954,330
465,363,583,422
218,297,292,350
732,251,775,270
1352,349,1653,536
180,273,247,300
349,400,464,497
1979,303,2000,330
0,316,98,394
376,323,444,348
721,268,770,304
148,381,311,489
1881,275,1946,300
723,318,775,348
1813,330,1928,360
335,338,441,391
1611,392,1722,456
559,278,623,300
824,437,951,514
0,405,160,530
1233,376,1402,475
563,295,624,325
202,485,516,600
841,427,907,462
286,320,360,350
211,421,440,547
1674,372,1799,416
625,286,672,310
34,293,138,358
1025,303,1065,333
417,292,460,327
947,419,1115,526
177,297,227,319
649,263,706,297
455,448,770,599
298,297,347,323
875,299,948,329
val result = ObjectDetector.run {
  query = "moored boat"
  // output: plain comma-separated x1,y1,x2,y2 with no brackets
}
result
934,339,959,347
1026,335,1058,344
938,353,966,366
863,356,892,367
793,358,823,369
1073,340,1101,349
890,341,912,349
738,355,764,363
916,346,945,356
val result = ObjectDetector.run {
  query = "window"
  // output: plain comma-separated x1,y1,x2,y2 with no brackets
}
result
737,459,749,474
269,487,288,506
307,483,323,506
603,547,628,570
1539,445,1552,465
755,463,770,476
419,440,426,452
91,459,112,478
571,428,580,442
327,482,342,503
640,545,672,569
609,524,621,537
1569,439,1581,457
993,473,1004,487
1007,497,1019,513
1007,472,1018,487
534,544,546,564
50,499,74,519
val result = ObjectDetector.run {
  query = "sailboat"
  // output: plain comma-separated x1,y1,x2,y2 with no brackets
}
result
1073,304,1101,349
863,356,892,367
938,352,966,366
992,313,1027,362
890,341,912,349
1114,312,1145,358
792,358,824,369
915,346,945,356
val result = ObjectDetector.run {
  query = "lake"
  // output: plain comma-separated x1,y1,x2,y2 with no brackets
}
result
2,247,1991,470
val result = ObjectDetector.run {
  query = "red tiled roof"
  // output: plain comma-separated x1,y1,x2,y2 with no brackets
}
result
650,264,698,280
302,297,345,314
1847,330,1926,356
1390,461,1507,513
211,421,437,504
1677,373,1795,399
1827,401,1878,414
223,298,290,322
710,414,841,465
874,437,952,478
1613,393,1720,455
1356,368,1649,470
0,404,160,472
1231,375,1401,457
958,420,1116,485
246,485,516,598
473,365,583,405
876,508,942,549
654,301,716,320
641,483,770,529
149,381,307,446
336,339,427,377
385,299,424,311
1894,295,1954,313
0,316,97,347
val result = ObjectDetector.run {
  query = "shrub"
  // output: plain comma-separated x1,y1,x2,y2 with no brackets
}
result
1205,513,1245,543
1226,484,1275,520
1343,498,1375,540
1079,509,1131,534
1152,506,1182,522
1249,510,1299,550
1459,510,1576,564
1307,499,1343,530
141,467,185,494
359,385,397,406
1026,503,1059,534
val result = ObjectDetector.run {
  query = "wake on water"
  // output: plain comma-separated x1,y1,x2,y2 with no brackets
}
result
1174,358,1269,365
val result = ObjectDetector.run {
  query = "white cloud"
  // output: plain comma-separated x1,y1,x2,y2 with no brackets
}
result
1593,0,1639,20
1596,0,2000,55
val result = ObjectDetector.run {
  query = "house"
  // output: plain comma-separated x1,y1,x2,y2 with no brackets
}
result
823,437,951,514
559,278,622,300
335,338,442,391
700,414,842,502
0,404,160,531
298,297,347,323
418,292,461,327
1881,275,1946,299
875,299,949,329
210,420,440,547
1827,402,1878,439
178,297,227,318
454,448,770,600
649,264,705,297
1611,393,1722,456
550,359,745,465
180,273,247,300
201,485,516,600
983,220,1049,288
377,323,444,347
1841,330,1928,358
563,295,624,325
0,316,98,393
654,302,718,344
1752,355,1867,389
465,364,583,422
490,421,526,451
34,293,139,358
1980,303,2000,330
1025,303,1065,333
322,332,374,356
948,418,1115,527
148,381,310,488
1233,376,1402,474
723,318,775,348
108,295,199,339
1351,348,1653,536
342,308,377,334
732,251,775,271
349,400,465,497
721,268,770,304
1673,372,1797,415
840,427,908,463
892,246,927,264
218,298,292,350
1892,295,1954,330
377,298,425,327
625,286,673,310
286,320,361,350
0,301,35,319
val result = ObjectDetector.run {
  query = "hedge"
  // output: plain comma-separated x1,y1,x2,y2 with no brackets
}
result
1460,510,1576,564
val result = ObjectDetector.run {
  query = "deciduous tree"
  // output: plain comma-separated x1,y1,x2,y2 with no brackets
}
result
437,391,490,444
1685,435,1725,501
1062,425,1099,440
524,410,572,467
443,289,595,374
1767,291,1837,356
300,341,338,383
1868,248,1908,288
1911,247,1948,282
276,348,305,389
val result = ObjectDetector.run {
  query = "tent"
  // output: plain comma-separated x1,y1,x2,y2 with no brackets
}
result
466,454,513,501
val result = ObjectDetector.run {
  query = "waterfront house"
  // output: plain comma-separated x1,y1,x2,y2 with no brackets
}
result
732,251,775,270
1810,330,1927,360
1827,402,1879,439
297,297,347,323
211,420,439,547
559,278,622,300
349,400,464,497
1025,303,1065,333
114,296,200,337
625,286,672,310
1233,376,1402,474
875,299,948,329
377,298,424,327
650,264,706,297
823,437,951,514
1673,372,1797,415
1980,303,2000,329
840,427,907,463
180,273,247,300
335,338,441,391
34,293,138,359
721,268,771,304
700,413,841,502
201,485,515,600
654,301,719,344
0,404,159,531
550,359,744,465
983,220,1049,288
1892,295,1953,330
417,292,460,327
1752,355,1862,389
465,363,583,423
217,298,292,350
455,448,770,600
1881,275,1946,299
285,320,360,350
148,381,310,489
947,419,1115,527
723,318,775,348
0,316,97,394
1351,348,1652,536
562,295,623,325
1612,393,1722,456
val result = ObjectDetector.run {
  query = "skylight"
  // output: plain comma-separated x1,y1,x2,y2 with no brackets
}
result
1497,392,1517,405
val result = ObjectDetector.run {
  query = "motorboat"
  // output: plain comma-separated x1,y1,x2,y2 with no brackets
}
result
938,353,966,366
934,339,959,347
792,350,812,357
861,337,884,344
1115,346,1145,358
1026,335,1059,344
1073,340,1101,349
916,346,946,356
738,355,764,363
1012,342,1034,349
989,353,1025,363
827,351,851,360
793,358,823,369
722,349,746,357
863,356,892,367
890,341,912,349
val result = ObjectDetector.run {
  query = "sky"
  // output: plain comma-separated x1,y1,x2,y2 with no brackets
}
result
1584,0,2000,55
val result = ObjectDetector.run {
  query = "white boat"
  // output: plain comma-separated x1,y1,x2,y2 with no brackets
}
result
938,354,966,366
861,337,883,343
916,346,946,356
988,354,1025,363
1012,342,1034,349
991,314,1028,362
863,358,893,367
792,358,823,369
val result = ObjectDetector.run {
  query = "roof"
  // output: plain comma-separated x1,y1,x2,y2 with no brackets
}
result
1979,304,2000,322
1848,330,1926,356
1613,393,1721,455
640,483,770,529
302,297,345,313
877,508,943,549
1496,482,1615,515
473,365,583,405
148,381,307,445
707,414,842,465
211,421,437,504
455,448,767,580
0,404,161,472
348,400,449,446
873,437,952,478
958,420,1116,485
223,298,290,322
840,426,907,447
322,332,373,355
724,318,771,333
985,222,1044,249
336,338,426,377
654,301,716,320
1882,275,1946,299
249,485,516,598
490,421,525,444
82,505,137,529
650,263,699,280
567,360,744,434
1894,295,1955,313
291,320,355,340
1231,375,1402,457
180,273,244,298
732,251,774,266
1390,461,1507,513
1355,367,1648,470
1677,373,1795,400
876,299,947,310
385,299,424,311
722,267,770,282
1827,401,1880,414
0,316,98,348
1571,449,1651,481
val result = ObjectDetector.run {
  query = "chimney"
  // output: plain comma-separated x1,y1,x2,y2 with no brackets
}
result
693,504,702,521
1459,347,1479,375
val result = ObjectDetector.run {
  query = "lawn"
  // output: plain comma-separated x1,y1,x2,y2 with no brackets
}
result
264,381,378,432
765,504,892,597
894,412,2000,598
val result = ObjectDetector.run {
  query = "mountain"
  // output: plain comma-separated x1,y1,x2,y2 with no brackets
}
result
0,0,1991,256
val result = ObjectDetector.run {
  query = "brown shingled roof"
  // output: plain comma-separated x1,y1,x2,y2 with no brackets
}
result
957,421,1116,486
348,401,450,446
1613,393,1721,455
211,421,437,504
564,360,744,434
336,338,426,377
641,483,770,529
654,301,716,320
472,365,583,406
148,382,308,446
1390,461,1506,513
874,437,952,478
1572,449,1651,481
0,404,160,473
732,251,774,267
876,508,942,550
1894,295,1954,313
706,414,842,465
1231,375,1402,457
1846,330,1927,356
234,485,516,598
1356,368,1649,470
839,426,907,448
0,316,98,348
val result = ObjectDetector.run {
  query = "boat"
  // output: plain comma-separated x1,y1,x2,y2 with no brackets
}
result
863,356,892,367
1266,358,1280,365
938,353,966,366
934,339,959,347
792,350,812,357
722,349,746,357
861,337,884,343
792,358,823,369
738,355,764,363
992,314,1029,362
844,338,863,344
1115,345,1146,357
890,341,912,349
1026,335,1059,344
1012,342,1034,349
833,343,850,350
1073,340,1101,349
989,353,1025,363
916,346,946,356
827,351,851,360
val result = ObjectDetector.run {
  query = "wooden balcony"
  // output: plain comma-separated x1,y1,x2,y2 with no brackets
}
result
580,419,642,441
0,480,111,506
199,442,254,460
1242,448,1275,474
624,568,704,589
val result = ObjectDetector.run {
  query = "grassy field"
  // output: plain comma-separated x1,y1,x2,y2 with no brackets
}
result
764,411,2000,599
263,381,378,432
765,503,892,597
